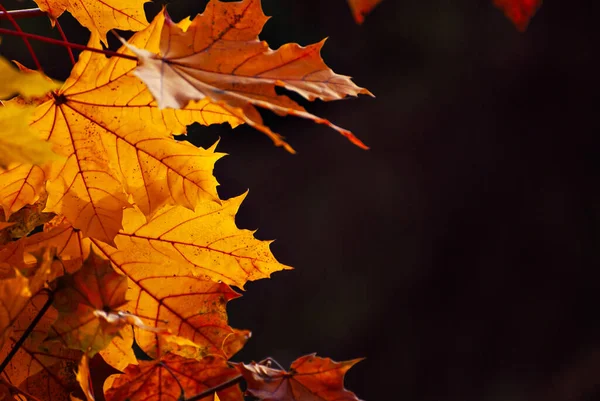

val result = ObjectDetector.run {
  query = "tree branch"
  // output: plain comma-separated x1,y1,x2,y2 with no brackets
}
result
0,28,138,61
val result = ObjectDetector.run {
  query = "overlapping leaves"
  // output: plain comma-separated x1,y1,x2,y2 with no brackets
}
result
1,1,365,401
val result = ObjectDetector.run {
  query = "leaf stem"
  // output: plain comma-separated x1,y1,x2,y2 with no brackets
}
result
54,19,75,65
0,8,45,20
183,375,243,401
0,27,138,61
0,289,54,374
0,5,43,71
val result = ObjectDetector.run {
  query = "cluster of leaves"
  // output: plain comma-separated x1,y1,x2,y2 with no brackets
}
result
0,0,370,400
347,0,543,30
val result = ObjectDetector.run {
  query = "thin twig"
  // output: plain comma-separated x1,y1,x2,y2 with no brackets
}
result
184,375,243,401
0,5,43,71
0,289,54,374
0,28,138,61
54,19,75,65
0,8,45,20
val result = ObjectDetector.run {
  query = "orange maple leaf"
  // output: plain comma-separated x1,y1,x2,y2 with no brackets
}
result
237,354,363,401
0,14,240,227
0,292,81,401
47,250,133,355
92,194,291,288
127,0,373,153
33,0,148,44
494,0,542,31
104,353,243,401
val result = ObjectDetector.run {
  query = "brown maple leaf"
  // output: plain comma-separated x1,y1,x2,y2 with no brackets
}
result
128,0,373,153
0,292,81,401
237,354,363,401
47,249,134,355
104,353,242,401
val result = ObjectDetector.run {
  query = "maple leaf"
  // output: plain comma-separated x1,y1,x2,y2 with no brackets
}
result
104,353,242,401
33,0,148,44
237,354,364,401
127,0,373,153
0,217,86,273
0,163,47,220
27,23,241,243
0,292,81,401
0,57,59,100
92,193,291,288
2,197,274,362
0,105,59,169
494,0,542,31
347,0,383,24
0,248,58,349
47,249,131,355
0,267,31,349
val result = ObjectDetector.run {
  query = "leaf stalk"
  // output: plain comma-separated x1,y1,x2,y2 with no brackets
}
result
0,8,45,20
0,27,138,61
0,5,43,71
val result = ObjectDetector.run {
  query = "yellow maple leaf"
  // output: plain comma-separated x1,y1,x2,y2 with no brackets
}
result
93,193,291,289
33,0,148,44
0,57,59,100
128,0,373,153
0,163,47,219
0,105,60,169
26,18,241,243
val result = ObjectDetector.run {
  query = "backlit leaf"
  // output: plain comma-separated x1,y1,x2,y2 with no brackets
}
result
0,163,47,220
48,250,129,355
0,292,81,401
129,0,373,153
30,23,240,242
33,0,148,44
0,57,59,100
0,105,59,169
238,354,364,401
93,193,291,289
104,353,243,401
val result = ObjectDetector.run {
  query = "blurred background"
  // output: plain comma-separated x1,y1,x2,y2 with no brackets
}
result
2,0,599,400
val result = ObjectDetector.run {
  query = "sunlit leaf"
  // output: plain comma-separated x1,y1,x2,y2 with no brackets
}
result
33,0,148,44
104,353,242,401
128,0,373,153
0,105,59,169
93,193,291,289
0,57,59,100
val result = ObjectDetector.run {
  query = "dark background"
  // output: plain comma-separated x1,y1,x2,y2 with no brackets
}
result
2,0,600,400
